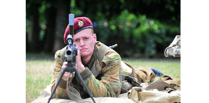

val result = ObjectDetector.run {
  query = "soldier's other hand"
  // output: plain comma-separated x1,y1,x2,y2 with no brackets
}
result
75,49,85,73
62,62,73,80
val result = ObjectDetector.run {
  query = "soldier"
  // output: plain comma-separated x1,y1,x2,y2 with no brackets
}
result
51,17,123,99
50,16,164,101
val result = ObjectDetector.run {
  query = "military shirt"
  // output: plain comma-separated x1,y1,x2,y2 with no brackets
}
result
51,41,122,99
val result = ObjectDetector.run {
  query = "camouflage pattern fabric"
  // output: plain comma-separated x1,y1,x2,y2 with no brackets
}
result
50,41,122,99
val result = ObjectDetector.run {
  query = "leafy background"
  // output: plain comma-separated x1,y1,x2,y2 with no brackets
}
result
26,0,180,58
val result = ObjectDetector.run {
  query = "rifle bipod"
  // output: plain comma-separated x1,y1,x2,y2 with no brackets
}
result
48,64,96,103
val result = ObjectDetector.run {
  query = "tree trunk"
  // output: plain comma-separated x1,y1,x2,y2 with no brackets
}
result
53,0,70,53
28,4,40,52
26,33,30,52
43,7,56,53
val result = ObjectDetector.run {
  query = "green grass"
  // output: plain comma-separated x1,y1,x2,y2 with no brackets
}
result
26,60,180,103
26,53,54,58
26,61,54,103
125,61,180,78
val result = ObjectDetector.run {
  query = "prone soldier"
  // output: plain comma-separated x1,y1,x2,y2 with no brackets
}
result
51,17,124,99
50,16,159,100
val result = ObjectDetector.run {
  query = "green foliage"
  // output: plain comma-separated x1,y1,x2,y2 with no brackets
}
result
26,0,180,56
94,20,110,44
71,0,83,16
26,0,47,40
93,9,180,56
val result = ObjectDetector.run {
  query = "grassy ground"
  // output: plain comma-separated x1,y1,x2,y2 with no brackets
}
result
26,61,54,103
126,61,181,78
26,60,180,103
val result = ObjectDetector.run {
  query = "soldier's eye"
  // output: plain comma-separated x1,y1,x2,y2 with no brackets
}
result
74,39,79,42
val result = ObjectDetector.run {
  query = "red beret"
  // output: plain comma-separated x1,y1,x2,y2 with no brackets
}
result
64,17,93,44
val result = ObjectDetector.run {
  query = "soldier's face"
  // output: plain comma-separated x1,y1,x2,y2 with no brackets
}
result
73,29,97,58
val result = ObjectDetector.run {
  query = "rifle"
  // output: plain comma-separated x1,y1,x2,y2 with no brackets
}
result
125,76,141,87
48,14,96,103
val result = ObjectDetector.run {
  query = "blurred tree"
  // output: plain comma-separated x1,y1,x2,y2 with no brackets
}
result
123,0,180,26
75,0,123,21
53,0,70,52
26,0,70,53
72,0,180,57
26,0,42,52
42,0,57,53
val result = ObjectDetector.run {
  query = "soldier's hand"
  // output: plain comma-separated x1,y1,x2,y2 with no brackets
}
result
75,49,85,73
62,62,73,80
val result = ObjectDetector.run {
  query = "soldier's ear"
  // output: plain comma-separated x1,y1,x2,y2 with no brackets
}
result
93,33,97,41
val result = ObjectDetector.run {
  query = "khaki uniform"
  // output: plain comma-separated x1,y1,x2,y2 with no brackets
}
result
50,40,180,102
51,41,123,99
32,41,181,103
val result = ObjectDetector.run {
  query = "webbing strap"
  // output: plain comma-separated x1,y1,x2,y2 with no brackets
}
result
66,73,82,101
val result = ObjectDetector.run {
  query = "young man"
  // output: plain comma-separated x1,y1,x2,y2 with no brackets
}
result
51,17,123,99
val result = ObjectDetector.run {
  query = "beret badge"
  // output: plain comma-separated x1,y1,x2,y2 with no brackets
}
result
78,20,84,27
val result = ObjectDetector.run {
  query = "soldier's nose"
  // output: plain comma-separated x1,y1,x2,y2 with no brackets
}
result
80,40,85,46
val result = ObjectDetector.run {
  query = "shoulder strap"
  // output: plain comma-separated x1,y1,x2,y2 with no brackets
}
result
66,73,82,101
